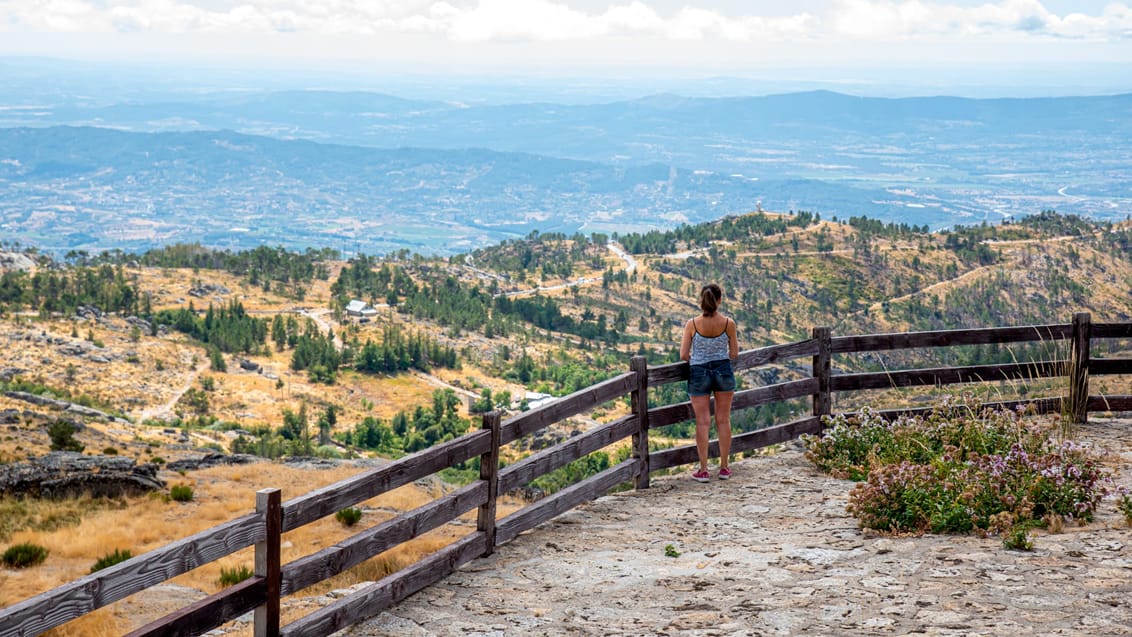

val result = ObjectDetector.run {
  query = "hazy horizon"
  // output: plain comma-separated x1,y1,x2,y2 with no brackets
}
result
2,1,1131,100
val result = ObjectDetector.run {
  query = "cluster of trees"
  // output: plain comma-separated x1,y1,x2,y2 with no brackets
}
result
110,243,334,297
354,325,460,374
289,324,341,384
0,263,145,316
330,261,630,344
281,318,461,384
493,347,624,396
458,231,608,280
616,211,817,254
154,299,268,354
339,389,470,454
231,403,340,459
330,255,416,307
845,216,930,239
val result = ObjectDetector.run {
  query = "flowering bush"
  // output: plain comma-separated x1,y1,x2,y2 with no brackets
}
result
804,394,1114,536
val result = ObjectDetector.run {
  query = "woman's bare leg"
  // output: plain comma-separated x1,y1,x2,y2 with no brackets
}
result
691,394,712,471
714,391,734,470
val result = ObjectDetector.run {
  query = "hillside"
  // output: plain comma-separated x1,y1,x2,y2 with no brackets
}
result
1,209,1131,634
2,210,1131,458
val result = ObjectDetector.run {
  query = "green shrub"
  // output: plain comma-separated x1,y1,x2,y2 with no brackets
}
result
102,446,119,455
170,484,194,502
218,565,254,587
90,548,133,573
3,542,49,568
47,419,84,453
335,507,363,527
1002,525,1034,551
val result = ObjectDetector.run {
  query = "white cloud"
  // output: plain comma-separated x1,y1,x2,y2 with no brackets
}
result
0,0,1129,42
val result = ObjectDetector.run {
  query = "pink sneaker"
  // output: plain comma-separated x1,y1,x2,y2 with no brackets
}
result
718,468,732,480
691,469,711,483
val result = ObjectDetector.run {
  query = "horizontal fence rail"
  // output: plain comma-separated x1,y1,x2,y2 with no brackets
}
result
2,313,1129,637
831,323,1075,354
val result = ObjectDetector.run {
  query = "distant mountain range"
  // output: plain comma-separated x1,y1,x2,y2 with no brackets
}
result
1,68,1129,254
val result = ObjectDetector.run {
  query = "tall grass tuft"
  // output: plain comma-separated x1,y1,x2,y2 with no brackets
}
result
90,548,133,573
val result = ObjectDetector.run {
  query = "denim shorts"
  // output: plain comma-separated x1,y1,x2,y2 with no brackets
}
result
687,359,736,397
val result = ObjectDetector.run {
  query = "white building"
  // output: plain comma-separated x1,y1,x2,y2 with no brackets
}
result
345,300,379,320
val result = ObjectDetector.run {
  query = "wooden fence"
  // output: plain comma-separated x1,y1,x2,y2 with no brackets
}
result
1,313,1129,636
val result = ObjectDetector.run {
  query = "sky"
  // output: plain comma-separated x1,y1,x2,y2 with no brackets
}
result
1,1,1131,93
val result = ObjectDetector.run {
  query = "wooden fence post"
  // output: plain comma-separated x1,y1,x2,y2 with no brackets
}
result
254,488,282,637
477,411,502,556
630,355,650,490
813,327,832,426
1070,312,1092,425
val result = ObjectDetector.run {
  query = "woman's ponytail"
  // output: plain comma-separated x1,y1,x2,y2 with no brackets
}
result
700,283,722,316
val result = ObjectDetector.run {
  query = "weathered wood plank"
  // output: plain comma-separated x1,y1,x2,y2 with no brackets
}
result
830,361,1066,392
647,400,694,429
254,489,282,637
648,379,819,429
812,327,832,418
648,416,822,472
281,482,488,596
1091,358,1132,375
279,533,489,637
831,324,1072,354
1089,395,1132,412
498,415,638,494
630,355,651,489
1069,313,1092,425
500,372,636,445
123,577,265,637
282,429,491,531
647,339,820,386
1094,323,1132,339
495,459,640,546
0,512,262,636
735,339,820,372
647,360,687,386
477,412,502,556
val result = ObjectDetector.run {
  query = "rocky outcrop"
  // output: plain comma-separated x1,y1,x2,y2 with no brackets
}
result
0,452,165,498
0,366,28,381
0,251,35,272
3,390,127,423
188,283,230,298
165,453,260,472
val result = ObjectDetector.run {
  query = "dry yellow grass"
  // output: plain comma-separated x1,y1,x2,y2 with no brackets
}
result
2,460,527,636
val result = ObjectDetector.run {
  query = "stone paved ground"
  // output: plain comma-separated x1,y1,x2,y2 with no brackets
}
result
335,418,1132,637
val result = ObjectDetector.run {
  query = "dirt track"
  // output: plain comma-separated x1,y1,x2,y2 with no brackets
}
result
335,418,1132,637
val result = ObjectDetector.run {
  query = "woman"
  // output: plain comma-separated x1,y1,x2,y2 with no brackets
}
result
679,283,739,482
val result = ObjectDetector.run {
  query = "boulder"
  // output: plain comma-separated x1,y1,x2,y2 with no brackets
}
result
0,452,165,498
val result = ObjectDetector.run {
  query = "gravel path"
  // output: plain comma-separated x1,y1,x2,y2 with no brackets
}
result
337,418,1132,637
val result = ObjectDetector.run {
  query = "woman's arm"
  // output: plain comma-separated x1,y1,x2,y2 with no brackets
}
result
679,320,694,361
727,317,739,360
